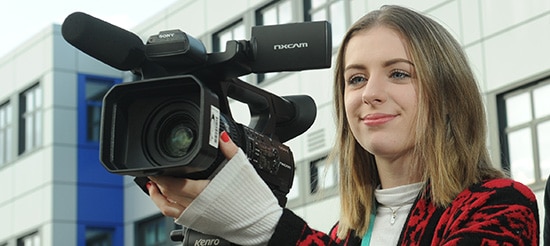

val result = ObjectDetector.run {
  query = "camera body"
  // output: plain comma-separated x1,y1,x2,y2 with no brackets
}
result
62,12,331,245
100,75,296,203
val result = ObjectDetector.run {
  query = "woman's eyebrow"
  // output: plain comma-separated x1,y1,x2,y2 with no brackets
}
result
383,58,414,67
344,58,414,73
344,63,366,72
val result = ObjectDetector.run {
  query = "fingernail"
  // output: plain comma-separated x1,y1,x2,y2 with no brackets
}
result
221,131,230,143
146,181,152,190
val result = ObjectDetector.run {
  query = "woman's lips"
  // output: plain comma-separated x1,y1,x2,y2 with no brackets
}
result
363,113,397,126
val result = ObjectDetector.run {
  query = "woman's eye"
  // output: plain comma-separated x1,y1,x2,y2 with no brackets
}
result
348,75,367,85
390,70,410,79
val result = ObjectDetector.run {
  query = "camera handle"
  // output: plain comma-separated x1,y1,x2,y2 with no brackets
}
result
214,77,316,143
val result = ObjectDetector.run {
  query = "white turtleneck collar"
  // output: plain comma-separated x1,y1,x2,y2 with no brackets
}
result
369,182,423,245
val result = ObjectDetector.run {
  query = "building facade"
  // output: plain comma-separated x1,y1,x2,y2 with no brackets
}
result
0,0,549,245
0,24,127,245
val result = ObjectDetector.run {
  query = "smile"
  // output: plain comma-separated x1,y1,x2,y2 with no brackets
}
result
362,113,397,126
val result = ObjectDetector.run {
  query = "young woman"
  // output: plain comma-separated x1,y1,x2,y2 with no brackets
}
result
147,5,539,245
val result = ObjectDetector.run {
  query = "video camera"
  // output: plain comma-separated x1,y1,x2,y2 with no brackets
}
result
62,12,331,245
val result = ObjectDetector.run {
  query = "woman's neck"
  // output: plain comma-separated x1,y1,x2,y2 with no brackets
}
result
375,155,422,189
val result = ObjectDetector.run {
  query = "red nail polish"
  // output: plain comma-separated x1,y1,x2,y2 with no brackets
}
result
221,131,230,143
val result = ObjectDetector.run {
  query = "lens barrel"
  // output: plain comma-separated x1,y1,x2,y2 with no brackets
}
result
145,99,201,164
158,113,196,158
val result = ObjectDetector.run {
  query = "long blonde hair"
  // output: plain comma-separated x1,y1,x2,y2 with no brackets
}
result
332,5,504,238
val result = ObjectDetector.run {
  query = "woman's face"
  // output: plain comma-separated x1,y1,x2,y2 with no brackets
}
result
343,26,418,162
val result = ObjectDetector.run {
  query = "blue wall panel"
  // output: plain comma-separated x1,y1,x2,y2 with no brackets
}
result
77,74,124,246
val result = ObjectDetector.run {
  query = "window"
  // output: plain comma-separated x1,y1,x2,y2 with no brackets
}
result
255,0,294,83
78,74,120,144
86,227,113,246
213,20,246,53
18,83,42,155
85,79,114,142
498,78,550,187
0,101,12,166
304,0,347,48
136,215,180,246
286,173,300,200
309,156,338,193
17,231,40,246
257,0,293,26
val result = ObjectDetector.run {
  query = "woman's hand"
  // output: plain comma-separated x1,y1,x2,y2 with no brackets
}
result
147,131,238,218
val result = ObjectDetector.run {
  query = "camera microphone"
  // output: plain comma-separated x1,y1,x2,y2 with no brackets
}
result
250,21,331,73
61,12,146,70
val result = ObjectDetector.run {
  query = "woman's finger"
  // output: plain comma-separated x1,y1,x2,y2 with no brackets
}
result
220,131,238,159
147,181,185,218
149,176,209,204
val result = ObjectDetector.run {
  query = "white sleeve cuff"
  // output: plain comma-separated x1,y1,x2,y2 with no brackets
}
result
175,149,283,246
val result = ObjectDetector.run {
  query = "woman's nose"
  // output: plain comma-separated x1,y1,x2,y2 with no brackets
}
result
361,75,386,105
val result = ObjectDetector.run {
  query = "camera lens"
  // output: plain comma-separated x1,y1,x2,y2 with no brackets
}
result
144,98,203,166
162,123,194,158
157,112,197,159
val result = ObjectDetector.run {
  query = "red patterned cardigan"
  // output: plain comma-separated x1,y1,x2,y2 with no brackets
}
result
268,178,539,245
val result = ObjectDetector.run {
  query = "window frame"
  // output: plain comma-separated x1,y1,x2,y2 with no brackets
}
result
286,153,339,209
255,0,294,26
0,100,13,166
85,227,114,246
212,19,246,53
18,83,42,155
497,76,550,190
309,155,338,194
17,231,40,246
135,214,181,246
77,74,122,147
304,0,349,48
